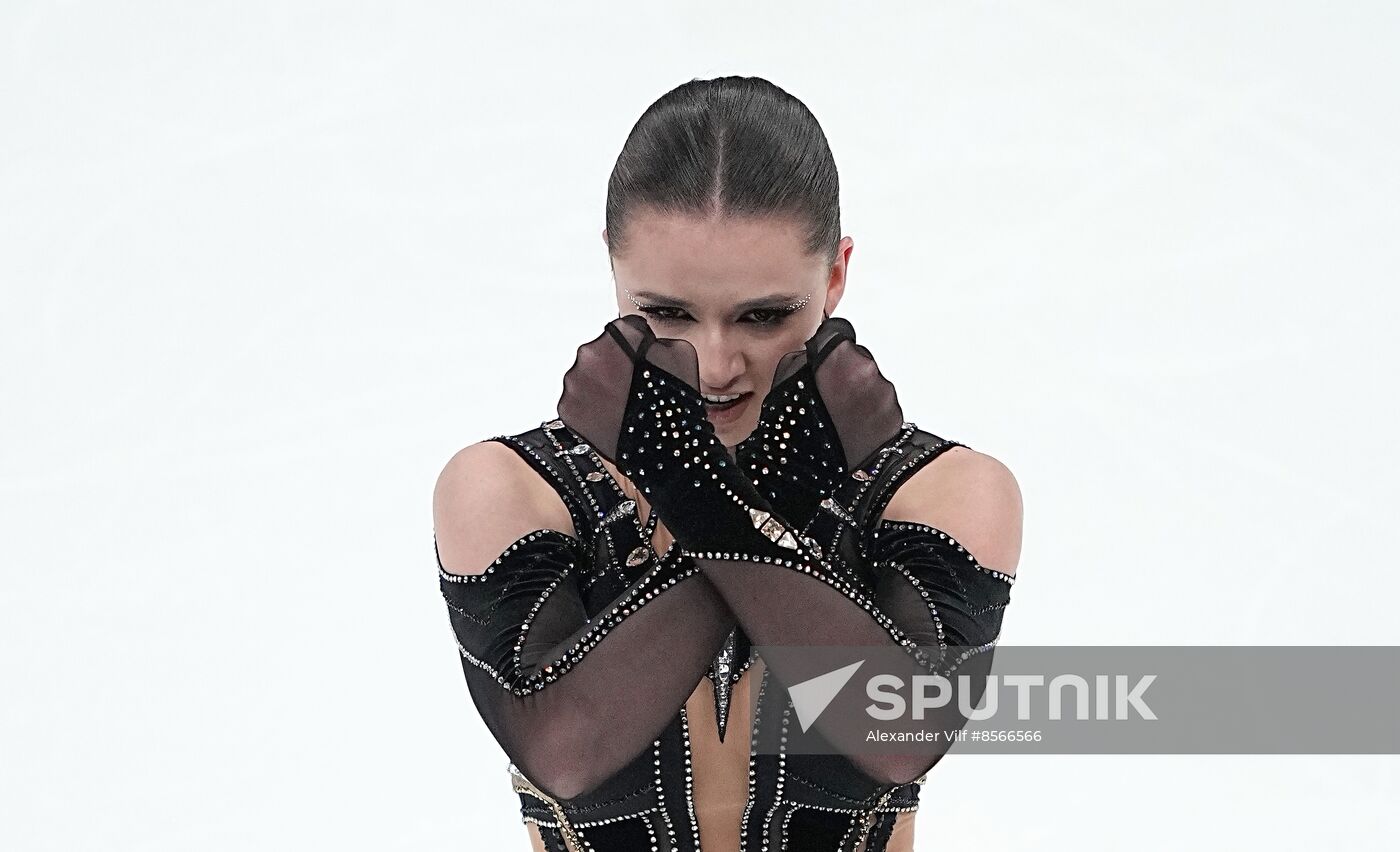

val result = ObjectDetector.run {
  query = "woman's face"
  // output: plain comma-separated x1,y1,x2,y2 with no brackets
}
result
607,211,852,447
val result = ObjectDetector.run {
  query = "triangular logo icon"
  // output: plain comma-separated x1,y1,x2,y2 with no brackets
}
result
790,660,865,733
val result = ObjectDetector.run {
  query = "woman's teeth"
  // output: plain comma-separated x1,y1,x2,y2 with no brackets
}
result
703,391,750,418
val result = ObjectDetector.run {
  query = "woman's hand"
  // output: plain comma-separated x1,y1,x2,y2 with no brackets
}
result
556,313,904,562
735,315,907,527
556,314,711,464
556,315,764,549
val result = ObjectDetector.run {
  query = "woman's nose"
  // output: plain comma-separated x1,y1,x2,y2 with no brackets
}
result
692,329,745,392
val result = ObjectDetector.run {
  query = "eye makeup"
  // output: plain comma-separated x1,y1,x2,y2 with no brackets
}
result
624,289,812,326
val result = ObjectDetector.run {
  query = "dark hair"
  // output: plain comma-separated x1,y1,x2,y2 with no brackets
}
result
605,76,841,268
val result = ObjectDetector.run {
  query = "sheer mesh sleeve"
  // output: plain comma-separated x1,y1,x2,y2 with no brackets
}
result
708,318,1017,786
555,314,1018,790
868,520,1015,668
436,528,736,803
695,517,1014,786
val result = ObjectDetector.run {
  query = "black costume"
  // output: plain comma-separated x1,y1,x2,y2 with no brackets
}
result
437,316,1015,851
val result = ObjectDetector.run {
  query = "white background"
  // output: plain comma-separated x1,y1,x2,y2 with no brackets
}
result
3,1,1397,849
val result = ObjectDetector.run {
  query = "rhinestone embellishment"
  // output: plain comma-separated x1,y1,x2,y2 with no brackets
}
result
760,518,785,541
625,545,652,567
819,496,857,525
586,471,606,482
600,499,637,526
709,628,738,741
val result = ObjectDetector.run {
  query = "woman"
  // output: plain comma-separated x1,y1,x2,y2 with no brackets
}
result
433,76,1022,852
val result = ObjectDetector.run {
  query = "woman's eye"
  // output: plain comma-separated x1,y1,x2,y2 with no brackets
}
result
744,308,788,326
638,305,790,326
639,306,691,323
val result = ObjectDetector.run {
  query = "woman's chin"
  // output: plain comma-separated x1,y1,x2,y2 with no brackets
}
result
712,418,758,450
704,392,756,446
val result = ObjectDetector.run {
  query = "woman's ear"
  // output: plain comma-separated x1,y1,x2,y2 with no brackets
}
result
822,235,853,318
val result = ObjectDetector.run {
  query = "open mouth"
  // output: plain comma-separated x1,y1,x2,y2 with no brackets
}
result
703,391,747,411
703,391,751,421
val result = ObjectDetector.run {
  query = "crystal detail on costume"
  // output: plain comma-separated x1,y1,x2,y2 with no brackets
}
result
626,545,652,567
760,518,785,541
749,507,770,527
600,499,637,526
586,471,606,482
709,627,737,742
819,496,857,526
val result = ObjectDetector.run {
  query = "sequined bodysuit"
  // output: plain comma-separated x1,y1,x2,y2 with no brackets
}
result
437,415,1014,852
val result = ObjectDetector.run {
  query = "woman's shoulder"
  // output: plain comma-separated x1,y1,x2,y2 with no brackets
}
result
866,425,1023,575
432,420,582,575
436,420,558,493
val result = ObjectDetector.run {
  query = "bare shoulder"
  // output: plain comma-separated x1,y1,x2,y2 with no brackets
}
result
432,440,577,576
879,446,1023,575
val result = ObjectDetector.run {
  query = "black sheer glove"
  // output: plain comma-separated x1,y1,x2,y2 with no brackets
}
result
717,316,1019,785
557,314,827,559
557,314,1015,786
436,524,736,803
735,315,906,527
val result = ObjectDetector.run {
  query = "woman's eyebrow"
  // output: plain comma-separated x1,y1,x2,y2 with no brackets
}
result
630,290,807,311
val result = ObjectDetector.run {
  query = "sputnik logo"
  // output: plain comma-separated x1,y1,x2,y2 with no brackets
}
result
789,660,865,732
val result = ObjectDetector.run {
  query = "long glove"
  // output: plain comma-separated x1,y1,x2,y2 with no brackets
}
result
437,446,737,803
558,314,1014,787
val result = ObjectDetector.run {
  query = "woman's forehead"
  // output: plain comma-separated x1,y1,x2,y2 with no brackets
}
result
614,213,821,303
